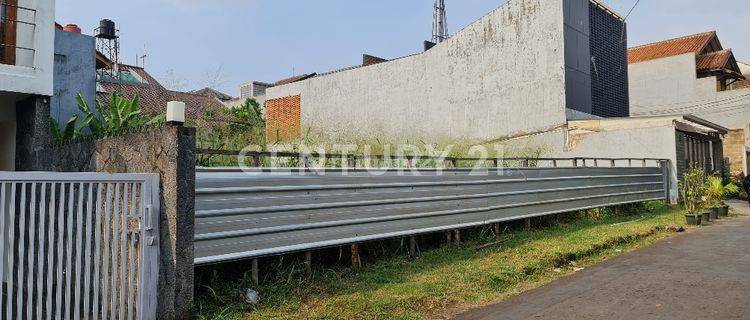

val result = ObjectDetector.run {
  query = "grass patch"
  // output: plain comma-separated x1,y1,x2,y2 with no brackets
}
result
195,202,682,320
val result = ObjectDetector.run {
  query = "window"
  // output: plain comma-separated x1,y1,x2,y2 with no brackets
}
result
0,0,18,65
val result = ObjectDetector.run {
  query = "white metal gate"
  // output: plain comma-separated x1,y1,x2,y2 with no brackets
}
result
0,172,160,320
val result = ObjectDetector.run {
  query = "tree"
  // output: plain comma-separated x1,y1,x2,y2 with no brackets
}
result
224,98,264,129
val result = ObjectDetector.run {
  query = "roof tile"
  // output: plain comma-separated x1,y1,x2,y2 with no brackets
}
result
628,31,716,64
97,65,235,123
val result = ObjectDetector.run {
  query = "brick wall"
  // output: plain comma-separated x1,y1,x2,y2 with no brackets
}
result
723,129,747,174
265,95,301,143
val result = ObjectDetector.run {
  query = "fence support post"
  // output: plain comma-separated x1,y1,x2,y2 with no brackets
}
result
525,218,531,230
454,229,461,247
409,236,417,258
305,251,313,282
252,259,259,285
445,231,452,247
351,244,360,270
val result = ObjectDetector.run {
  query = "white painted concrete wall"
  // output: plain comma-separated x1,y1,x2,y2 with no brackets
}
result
0,0,55,96
266,0,569,143
0,102,16,171
498,125,680,203
629,53,750,130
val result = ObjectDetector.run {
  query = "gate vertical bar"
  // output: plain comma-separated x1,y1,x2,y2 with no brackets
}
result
110,184,121,319
138,175,160,320
26,182,37,320
127,183,138,320
46,183,57,320
0,183,5,319
92,183,107,318
55,184,65,320
65,183,75,320
16,183,26,319
74,182,85,320
36,183,48,320
101,184,112,318
119,183,130,319
6,183,15,320
83,183,94,319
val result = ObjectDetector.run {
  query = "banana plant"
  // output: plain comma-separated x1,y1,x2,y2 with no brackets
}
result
50,114,86,143
76,92,164,136
77,92,143,136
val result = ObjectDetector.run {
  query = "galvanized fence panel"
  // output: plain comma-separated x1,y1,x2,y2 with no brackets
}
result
194,166,668,265
0,172,160,320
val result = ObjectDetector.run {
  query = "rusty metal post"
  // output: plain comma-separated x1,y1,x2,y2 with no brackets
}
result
454,229,461,247
494,223,501,236
251,258,259,285
409,236,417,258
445,231,452,246
525,218,531,230
305,251,312,282
351,244,360,270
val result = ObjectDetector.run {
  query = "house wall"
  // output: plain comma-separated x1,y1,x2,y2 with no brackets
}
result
51,28,96,123
0,0,55,96
629,53,750,130
266,0,570,143
496,124,680,203
723,127,748,175
563,125,679,202
0,100,16,171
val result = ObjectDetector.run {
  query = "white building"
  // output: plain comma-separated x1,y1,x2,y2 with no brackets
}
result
0,0,55,171
628,31,749,130
261,0,631,143
498,115,727,203
628,31,750,175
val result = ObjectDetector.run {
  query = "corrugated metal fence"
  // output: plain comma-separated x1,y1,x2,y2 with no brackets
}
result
194,163,669,265
0,172,160,320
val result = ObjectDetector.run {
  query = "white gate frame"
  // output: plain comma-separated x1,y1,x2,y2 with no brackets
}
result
0,172,160,320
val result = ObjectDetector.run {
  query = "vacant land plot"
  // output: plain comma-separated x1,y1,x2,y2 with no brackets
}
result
196,203,682,320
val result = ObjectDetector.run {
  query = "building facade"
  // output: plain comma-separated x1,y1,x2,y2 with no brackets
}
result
262,0,629,144
0,0,55,171
51,24,97,124
628,31,750,175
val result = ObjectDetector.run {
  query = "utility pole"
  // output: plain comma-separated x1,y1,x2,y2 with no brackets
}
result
432,0,449,43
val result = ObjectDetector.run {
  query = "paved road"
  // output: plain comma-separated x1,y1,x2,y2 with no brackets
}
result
455,200,750,320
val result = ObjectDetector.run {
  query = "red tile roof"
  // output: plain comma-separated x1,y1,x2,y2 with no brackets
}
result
97,64,235,124
628,31,717,64
696,49,735,72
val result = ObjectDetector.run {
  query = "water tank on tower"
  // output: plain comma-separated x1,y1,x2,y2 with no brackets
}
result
96,19,117,39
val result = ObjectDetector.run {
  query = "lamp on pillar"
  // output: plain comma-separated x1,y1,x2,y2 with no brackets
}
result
166,101,185,126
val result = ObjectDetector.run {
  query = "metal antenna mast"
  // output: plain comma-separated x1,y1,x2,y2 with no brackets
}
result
432,0,449,43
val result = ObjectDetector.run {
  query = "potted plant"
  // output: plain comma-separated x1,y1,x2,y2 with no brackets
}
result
707,176,740,218
680,166,708,226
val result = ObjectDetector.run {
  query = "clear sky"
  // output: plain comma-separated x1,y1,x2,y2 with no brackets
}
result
55,0,750,96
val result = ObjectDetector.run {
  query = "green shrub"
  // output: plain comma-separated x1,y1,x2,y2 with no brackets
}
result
679,166,707,215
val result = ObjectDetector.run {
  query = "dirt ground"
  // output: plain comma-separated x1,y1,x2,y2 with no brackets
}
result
455,200,750,320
